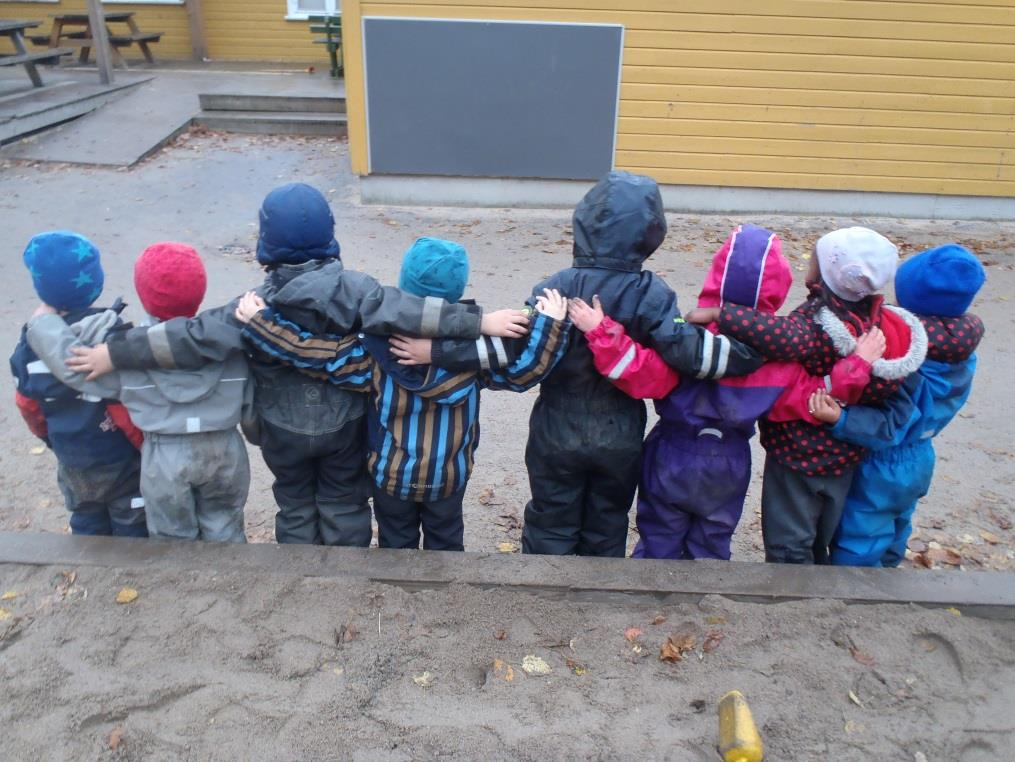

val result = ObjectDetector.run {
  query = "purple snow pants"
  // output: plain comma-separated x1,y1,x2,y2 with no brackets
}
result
632,426,751,560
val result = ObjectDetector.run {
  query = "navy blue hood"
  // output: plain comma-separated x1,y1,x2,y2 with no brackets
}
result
571,171,667,273
257,183,341,266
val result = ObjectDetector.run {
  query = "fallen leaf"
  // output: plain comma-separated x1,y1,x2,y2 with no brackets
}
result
926,547,962,566
0,608,11,621
565,657,586,676
492,659,514,682
980,530,1001,545
918,638,938,653
477,487,497,505
945,607,962,617
30,445,46,455
115,587,138,605
702,631,724,653
108,726,124,751
521,655,552,675
912,552,933,569
705,615,727,626
412,671,436,688
660,632,696,663
331,667,344,677
0,591,18,601
493,629,507,640
336,623,357,644
850,647,875,667
844,720,865,734
497,542,518,553
624,626,644,643
848,690,864,708
651,615,667,626
989,510,1012,531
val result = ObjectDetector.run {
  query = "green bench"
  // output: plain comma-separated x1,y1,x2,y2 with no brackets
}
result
308,14,342,78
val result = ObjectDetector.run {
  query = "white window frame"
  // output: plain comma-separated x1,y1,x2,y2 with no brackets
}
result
286,0,340,21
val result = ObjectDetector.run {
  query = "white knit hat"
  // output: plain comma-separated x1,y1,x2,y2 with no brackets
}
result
815,227,898,302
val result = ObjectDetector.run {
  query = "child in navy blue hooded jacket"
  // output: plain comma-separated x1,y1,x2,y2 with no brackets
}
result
9,232,147,537
420,172,763,557
64,184,527,548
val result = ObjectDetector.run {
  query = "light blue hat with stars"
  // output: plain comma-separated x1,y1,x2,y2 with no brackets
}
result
23,231,104,312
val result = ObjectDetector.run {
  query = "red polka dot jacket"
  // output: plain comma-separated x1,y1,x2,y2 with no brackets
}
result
718,285,929,476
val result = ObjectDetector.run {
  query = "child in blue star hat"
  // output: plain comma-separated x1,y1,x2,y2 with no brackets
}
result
9,231,147,537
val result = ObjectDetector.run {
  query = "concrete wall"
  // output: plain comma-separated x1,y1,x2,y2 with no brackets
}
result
341,0,1015,203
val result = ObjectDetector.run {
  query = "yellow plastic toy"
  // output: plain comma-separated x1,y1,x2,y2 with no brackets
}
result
718,690,764,762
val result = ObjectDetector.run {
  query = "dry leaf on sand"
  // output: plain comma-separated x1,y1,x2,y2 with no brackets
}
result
108,726,125,751
521,655,552,676
660,632,697,663
115,587,138,605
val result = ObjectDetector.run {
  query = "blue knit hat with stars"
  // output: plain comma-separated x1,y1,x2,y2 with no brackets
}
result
23,231,104,311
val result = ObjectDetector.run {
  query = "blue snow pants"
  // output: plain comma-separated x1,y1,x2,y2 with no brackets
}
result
830,440,935,567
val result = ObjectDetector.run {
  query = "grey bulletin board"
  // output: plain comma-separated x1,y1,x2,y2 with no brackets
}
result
362,17,623,180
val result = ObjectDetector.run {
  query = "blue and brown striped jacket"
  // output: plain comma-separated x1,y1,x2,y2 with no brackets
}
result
243,309,569,502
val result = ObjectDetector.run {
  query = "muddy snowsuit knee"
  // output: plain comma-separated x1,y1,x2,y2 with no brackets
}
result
11,305,146,538
27,310,253,543
583,225,876,560
427,172,762,557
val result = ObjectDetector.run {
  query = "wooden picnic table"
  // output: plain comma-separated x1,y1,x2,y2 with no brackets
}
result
30,11,162,67
0,19,71,87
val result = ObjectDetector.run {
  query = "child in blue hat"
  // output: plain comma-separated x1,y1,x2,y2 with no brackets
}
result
236,237,571,551
9,232,147,537
810,244,986,566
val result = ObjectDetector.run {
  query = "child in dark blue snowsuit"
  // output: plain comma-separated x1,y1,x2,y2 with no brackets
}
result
812,244,986,567
424,172,763,557
9,232,147,537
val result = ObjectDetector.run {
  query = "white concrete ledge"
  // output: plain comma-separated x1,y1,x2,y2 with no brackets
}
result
360,174,1015,221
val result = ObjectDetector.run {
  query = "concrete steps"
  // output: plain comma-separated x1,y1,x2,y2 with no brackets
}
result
0,77,147,146
194,91,347,137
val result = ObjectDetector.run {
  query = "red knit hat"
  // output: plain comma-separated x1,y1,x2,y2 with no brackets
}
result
134,242,207,321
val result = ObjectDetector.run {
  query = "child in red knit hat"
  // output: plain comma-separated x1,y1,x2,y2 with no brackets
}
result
26,242,252,543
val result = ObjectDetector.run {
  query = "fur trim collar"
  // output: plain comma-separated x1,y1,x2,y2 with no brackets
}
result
815,304,927,380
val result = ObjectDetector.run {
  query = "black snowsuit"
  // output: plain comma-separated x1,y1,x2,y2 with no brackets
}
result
432,171,762,556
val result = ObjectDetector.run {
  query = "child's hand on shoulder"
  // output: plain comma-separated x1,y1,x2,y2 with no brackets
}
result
234,291,267,324
568,295,604,333
535,288,568,321
853,327,886,364
808,389,842,424
685,307,720,325
481,309,529,338
389,335,432,365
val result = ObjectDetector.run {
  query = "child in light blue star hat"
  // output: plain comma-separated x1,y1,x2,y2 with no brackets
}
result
10,232,147,537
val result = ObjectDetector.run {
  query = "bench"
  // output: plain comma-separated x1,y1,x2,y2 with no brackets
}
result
0,19,70,87
0,49,71,67
35,12,163,66
308,14,342,78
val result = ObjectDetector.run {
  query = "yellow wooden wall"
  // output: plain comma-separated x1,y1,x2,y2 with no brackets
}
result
203,0,321,62
341,0,1015,198
0,0,192,58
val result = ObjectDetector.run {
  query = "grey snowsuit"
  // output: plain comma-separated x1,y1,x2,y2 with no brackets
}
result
101,258,484,547
28,311,253,543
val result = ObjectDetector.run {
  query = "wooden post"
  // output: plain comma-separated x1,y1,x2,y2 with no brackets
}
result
85,0,113,84
185,0,208,62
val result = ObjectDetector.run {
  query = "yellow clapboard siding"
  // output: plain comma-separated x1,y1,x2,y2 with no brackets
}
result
202,0,325,62
363,4,1015,44
364,0,1015,25
616,167,1015,196
625,30,1015,63
621,83,1011,115
619,103,1015,133
0,0,192,59
622,66,1009,99
616,150,1015,182
624,48,1015,81
618,117,1015,150
616,133,1009,164
352,0,1015,198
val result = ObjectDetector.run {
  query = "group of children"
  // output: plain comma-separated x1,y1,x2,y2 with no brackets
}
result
11,172,986,568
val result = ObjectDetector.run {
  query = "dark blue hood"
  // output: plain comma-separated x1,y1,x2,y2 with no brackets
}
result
571,171,667,273
256,183,341,266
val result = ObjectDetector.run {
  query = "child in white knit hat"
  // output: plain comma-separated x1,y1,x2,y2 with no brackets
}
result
687,226,927,564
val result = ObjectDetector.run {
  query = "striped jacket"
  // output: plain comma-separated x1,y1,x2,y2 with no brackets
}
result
244,309,569,502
